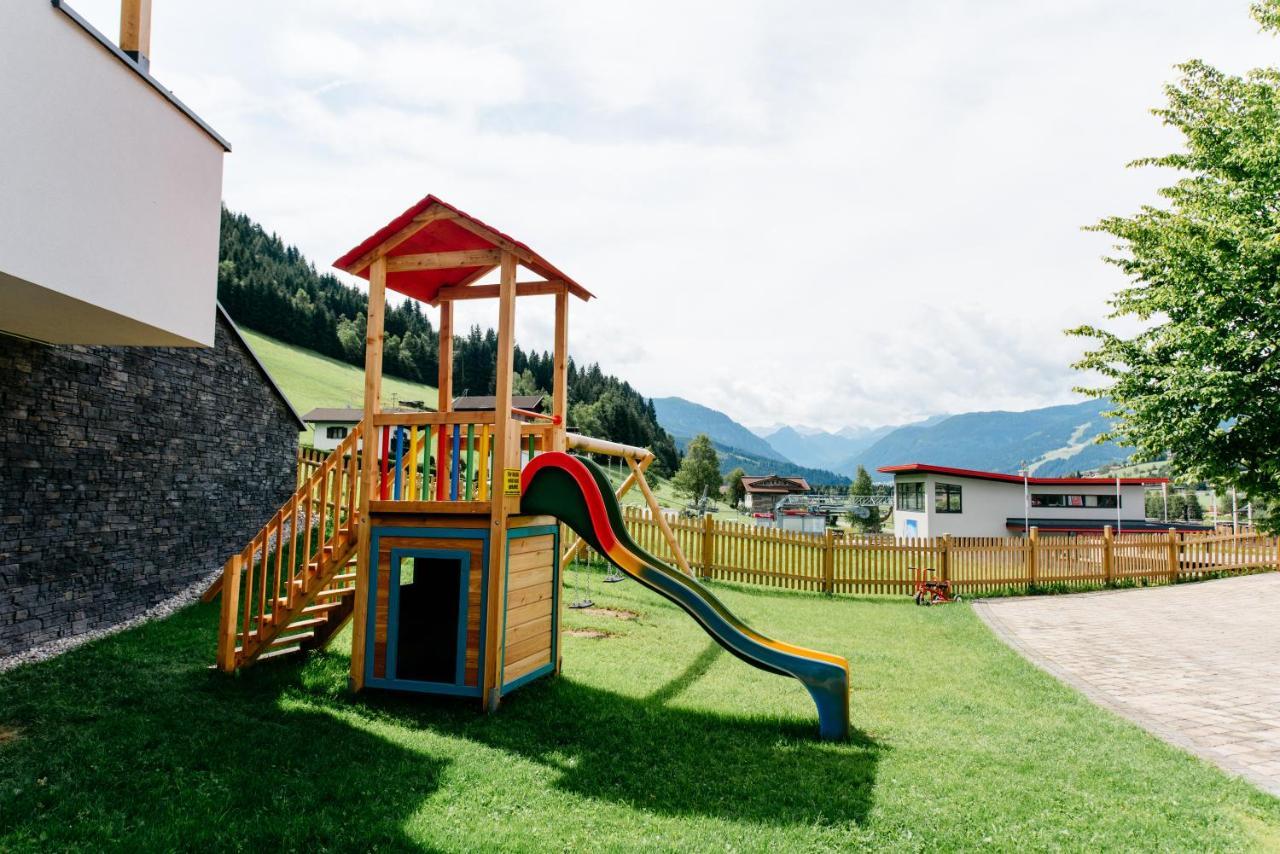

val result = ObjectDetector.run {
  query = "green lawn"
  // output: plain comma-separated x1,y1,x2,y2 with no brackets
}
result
1,573,1276,850
241,328,439,445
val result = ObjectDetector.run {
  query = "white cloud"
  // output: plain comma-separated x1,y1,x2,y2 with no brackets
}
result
273,30,365,80
88,0,1277,430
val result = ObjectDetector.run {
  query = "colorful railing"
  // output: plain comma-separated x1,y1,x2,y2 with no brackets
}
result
372,409,561,504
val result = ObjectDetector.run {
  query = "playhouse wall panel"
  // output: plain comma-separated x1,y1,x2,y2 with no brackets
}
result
503,533,555,685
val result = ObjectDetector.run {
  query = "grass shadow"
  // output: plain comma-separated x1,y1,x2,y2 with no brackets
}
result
2,603,880,844
645,641,723,705
358,662,881,828
0,607,445,850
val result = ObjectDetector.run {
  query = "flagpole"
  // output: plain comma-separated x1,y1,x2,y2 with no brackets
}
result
1115,474,1122,534
1022,461,1029,538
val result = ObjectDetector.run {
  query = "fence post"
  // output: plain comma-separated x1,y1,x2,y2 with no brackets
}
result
822,529,835,595
216,554,242,672
1027,526,1038,591
1103,525,1114,586
701,513,715,579
939,534,951,593
1167,528,1179,583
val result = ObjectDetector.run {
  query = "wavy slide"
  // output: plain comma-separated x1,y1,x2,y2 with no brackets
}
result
521,452,850,741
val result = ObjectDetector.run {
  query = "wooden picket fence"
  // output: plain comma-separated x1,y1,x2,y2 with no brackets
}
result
574,507,1280,598
296,446,329,487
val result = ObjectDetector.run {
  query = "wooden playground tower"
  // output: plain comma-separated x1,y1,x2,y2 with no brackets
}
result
209,195,689,711
208,195,851,741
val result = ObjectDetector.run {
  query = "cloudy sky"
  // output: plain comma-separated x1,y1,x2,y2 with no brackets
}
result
78,0,1274,431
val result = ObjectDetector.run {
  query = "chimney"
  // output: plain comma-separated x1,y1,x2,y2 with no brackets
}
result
119,0,152,72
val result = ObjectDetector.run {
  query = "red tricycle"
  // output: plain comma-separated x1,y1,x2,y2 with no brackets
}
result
912,566,957,606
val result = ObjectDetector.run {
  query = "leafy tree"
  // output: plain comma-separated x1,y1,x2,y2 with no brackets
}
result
513,368,544,397
335,315,363,363
724,467,747,507
1186,493,1204,520
672,434,721,498
1070,2,1280,532
848,465,882,533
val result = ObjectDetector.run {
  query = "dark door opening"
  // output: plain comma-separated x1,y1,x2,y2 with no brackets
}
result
395,556,462,683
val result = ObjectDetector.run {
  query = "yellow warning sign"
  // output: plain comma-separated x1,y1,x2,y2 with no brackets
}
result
503,468,521,497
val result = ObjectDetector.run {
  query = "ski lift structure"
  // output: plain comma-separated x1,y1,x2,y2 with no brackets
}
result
758,491,895,533
681,485,720,519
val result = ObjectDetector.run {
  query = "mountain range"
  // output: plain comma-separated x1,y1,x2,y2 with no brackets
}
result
652,396,1131,482
651,398,852,485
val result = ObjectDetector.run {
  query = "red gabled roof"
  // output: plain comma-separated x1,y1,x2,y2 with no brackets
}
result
332,195,592,304
876,463,1167,486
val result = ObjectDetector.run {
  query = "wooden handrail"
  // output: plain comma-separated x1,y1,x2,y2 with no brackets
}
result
210,421,365,669
372,411,497,427
565,432,654,462
512,407,561,424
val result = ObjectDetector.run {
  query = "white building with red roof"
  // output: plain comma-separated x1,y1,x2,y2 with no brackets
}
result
877,463,1209,538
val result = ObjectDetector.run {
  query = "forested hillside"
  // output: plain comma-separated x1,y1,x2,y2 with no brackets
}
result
217,206,678,473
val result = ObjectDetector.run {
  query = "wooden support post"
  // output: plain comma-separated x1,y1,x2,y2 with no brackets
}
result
822,529,836,595
438,300,453,412
482,251,519,713
551,288,569,452
701,513,715,579
1168,528,1180,584
119,0,152,70
216,555,242,672
350,256,386,692
1027,527,1038,590
627,456,694,576
1102,525,1114,586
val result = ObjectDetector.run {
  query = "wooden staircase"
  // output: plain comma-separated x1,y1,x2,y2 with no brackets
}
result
210,425,366,671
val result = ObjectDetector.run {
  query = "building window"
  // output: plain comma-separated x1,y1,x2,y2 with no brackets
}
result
896,482,925,512
325,426,348,440
935,482,962,513
1030,493,1120,509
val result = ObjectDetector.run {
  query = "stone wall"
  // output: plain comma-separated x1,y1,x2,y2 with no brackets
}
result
0,311,299,655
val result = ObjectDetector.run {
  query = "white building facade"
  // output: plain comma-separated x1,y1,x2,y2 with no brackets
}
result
1,1,229,347
878,464,1192,538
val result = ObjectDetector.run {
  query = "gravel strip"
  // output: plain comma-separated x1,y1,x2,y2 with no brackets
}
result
0,566,225,674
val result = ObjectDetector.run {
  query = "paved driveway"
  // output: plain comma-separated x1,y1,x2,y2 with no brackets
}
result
974,573,1280,797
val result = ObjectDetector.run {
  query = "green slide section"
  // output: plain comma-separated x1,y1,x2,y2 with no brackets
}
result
521,453,850,740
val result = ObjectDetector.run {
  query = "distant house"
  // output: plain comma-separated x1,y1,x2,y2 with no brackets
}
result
454,394,545,421
878,463,1211,538
741,475,811,514
302,407,425,451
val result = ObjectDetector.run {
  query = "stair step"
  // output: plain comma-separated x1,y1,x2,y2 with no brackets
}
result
302,601,344,615
271,630,316,647
280,617,326,632
257,645,303,661
316,587,355,599
332,572,357,583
